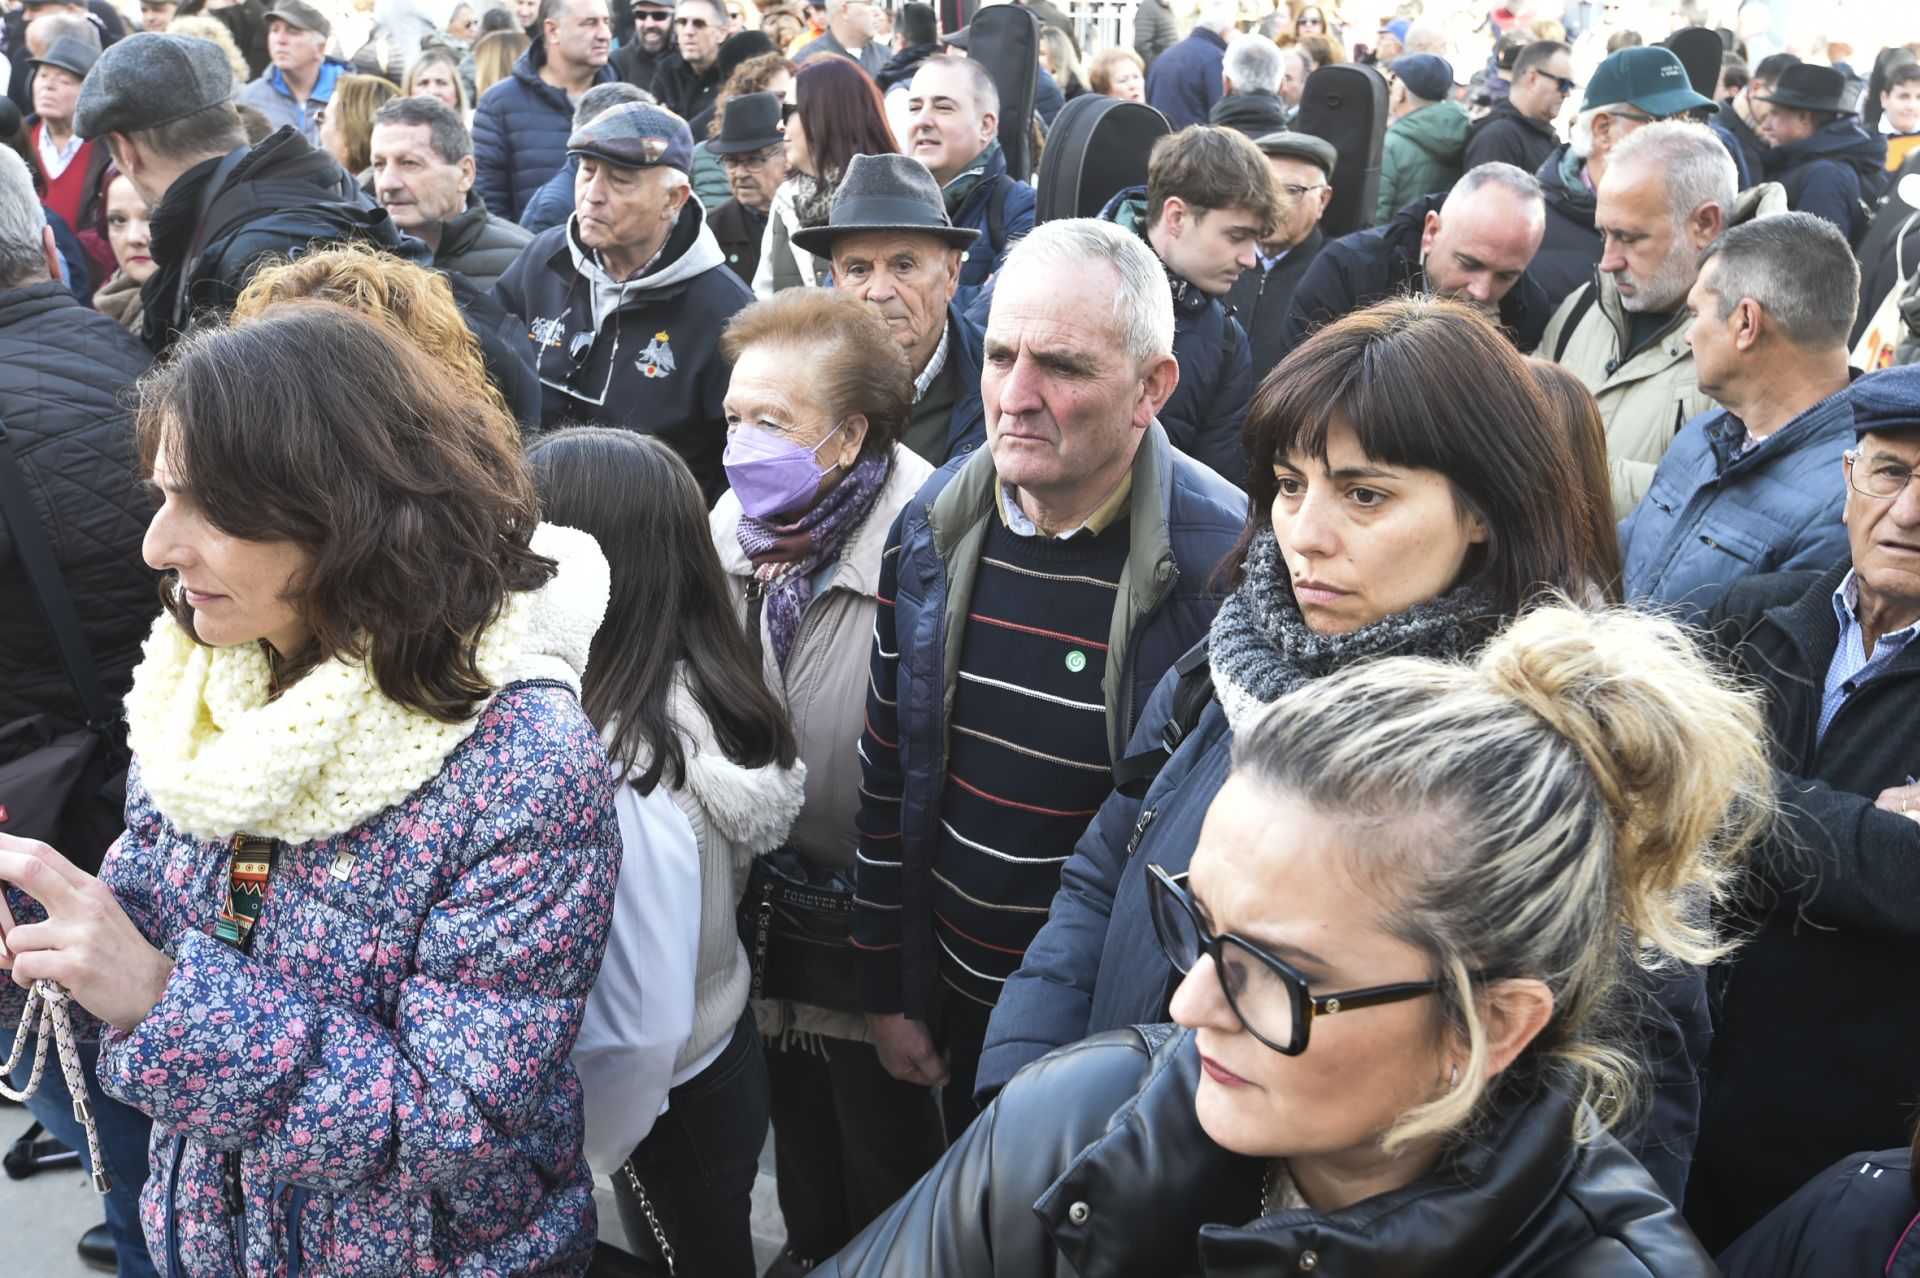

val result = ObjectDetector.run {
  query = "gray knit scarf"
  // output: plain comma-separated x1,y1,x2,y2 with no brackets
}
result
1208,528,1498,732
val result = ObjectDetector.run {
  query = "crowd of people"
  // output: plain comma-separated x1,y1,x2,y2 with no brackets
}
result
4,0,1920,1275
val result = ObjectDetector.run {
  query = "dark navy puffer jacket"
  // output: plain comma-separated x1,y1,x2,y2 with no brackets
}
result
472,41,617,221
0,281,156,729
1763,119,1889,245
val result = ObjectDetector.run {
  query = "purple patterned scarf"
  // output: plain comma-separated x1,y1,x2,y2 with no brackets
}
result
737,452,893,668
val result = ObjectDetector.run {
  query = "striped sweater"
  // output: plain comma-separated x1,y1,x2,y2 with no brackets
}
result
854,515,1130,1010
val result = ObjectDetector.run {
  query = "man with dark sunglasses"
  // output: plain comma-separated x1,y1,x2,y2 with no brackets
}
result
610,0,675,96
642,0,728,118
1464,38,1573,175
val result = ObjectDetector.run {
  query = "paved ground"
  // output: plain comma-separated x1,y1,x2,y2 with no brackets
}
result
0,1102,787,1276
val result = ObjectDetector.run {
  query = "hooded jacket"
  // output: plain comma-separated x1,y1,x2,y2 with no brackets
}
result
1763,118,1890,245
1280,191,1554,358
471,40,618,221
431,195,534,291
1690,563,1920,1251
492,196,753,501
42,529,623,1278
1539,181,1789,516
824,1027,1716,1278
1100,186,1254,485
140,126,426,353
1376,99,1473,224
848,425,1246,1023
1464,94,1561,174
1530,143,1603,311
1619,384,1855,620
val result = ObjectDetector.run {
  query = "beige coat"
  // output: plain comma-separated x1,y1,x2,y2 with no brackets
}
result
1540,182,1789,518
711,444,935,1043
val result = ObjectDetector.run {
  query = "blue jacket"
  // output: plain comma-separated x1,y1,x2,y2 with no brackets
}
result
850,424,1245,1020
472,41,617,221
519,153,579,236
1100,185,1254,486
1620,389,1856,622
979,646,1714,1206
1762,119,1889,245
942,303,988,461
1144,26,1225,130
947,143,1036,315
233,59,347,141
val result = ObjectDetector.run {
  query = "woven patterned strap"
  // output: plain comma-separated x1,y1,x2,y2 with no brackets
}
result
0,980,111,1194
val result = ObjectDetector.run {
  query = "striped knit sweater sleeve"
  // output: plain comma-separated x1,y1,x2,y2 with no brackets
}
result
851,519,910,1014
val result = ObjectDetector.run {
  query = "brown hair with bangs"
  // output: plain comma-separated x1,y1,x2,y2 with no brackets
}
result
1235,298,1592,615
720,288,911,464
135,302,555,722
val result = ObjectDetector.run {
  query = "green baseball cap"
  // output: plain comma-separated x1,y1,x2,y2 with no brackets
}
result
1581,46,1716,116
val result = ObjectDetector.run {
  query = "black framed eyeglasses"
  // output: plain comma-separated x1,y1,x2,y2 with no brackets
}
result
1146,864,1449,1056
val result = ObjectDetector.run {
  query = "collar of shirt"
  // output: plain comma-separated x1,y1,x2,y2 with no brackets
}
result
1832,570,1920,650
36,122,82,181
1821,568,1920,741
1254,245,1290,273
912,321,951,404
997,472,1134,540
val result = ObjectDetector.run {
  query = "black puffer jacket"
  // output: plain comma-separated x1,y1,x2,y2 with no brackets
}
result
0,282,156,729
1531,143,1602,312
825,1026,1715,1277
1762,118,1889,245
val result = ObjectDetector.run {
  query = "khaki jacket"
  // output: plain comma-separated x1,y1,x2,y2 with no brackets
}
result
711,444,935,1043
1541,182,1789,518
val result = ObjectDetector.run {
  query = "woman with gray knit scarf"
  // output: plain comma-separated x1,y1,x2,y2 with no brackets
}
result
977,298,1711,1203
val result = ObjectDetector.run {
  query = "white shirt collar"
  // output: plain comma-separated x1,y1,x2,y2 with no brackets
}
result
911,321,951,403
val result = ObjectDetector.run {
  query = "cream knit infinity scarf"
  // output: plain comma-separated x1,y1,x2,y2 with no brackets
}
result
124,524,610,846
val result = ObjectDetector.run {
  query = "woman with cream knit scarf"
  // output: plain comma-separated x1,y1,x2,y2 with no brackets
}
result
0,304,621,1277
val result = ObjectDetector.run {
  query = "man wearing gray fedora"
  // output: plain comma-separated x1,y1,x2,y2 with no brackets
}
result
791,152,987,466
705,90,788,285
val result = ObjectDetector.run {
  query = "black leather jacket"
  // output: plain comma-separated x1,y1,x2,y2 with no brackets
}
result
823,1027,1716,1277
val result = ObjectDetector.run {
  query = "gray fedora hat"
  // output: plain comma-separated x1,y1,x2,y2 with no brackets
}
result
789,153,981,256
28,34,99,80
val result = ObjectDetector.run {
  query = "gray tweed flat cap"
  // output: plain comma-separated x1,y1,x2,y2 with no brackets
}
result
73,33,235,141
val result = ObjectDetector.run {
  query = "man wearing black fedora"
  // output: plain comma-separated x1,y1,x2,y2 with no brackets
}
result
706,90,787,284
1759,61,1888,244
791,152,988,465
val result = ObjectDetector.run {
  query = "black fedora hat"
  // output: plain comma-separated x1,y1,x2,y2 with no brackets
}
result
1756,62,1859,115
708,91,785,155
789,153,982,255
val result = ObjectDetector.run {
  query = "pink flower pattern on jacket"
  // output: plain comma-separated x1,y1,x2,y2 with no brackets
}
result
92,680,620,1277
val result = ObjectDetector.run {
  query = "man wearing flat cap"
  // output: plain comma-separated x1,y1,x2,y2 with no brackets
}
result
26,35,112,284
493,102,752,500
790,152,986,466
1224,129,1334,385
705,90,788,285
234,0,347,141
1757,62,1888,243
73,31,424,353
1692,363,1920,1253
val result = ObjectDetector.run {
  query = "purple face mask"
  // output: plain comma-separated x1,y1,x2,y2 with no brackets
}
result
724,419,846,520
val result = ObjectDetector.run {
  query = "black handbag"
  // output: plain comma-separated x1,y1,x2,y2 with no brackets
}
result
0,417,128,875
736,846,860,1014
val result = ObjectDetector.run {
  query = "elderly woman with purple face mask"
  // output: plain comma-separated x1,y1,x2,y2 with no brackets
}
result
707,288,947,1268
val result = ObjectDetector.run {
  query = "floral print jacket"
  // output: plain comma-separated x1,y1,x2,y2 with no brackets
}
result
93,680,620,1277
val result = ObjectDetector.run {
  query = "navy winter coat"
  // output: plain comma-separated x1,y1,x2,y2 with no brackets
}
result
472,41,617,221
947,144,1036,313
979,642,1715,1206
1620,390,1855,622
853,424,1245,1021
1717,1146,1920,1277
519,154,579,236
1100,186,1254,486
1530,144,1602,312
1762,118,1889,245
941,303,989,461
1144,27,1226,130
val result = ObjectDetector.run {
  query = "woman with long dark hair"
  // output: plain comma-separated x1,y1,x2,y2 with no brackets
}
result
977,298,1714,1204
754,55,898,295
529,428,802,1277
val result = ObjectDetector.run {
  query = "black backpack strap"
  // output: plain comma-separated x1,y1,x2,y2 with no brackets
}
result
0,419,113,729
1111,642,1214,799
1551,280,1599,363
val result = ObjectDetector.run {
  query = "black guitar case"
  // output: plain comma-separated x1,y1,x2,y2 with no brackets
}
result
963,3,1041,181
939,0,974,39
1293,62,1388,239
1662,27,1724,103
1034,94,1172,222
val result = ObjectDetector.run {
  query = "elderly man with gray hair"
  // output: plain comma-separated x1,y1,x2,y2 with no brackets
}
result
1540,120,1787,516
851,217,1246,1147
1618,211,1859,620
1209,33,1288,138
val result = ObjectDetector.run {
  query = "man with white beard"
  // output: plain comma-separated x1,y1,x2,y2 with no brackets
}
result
1539,121,1787,517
